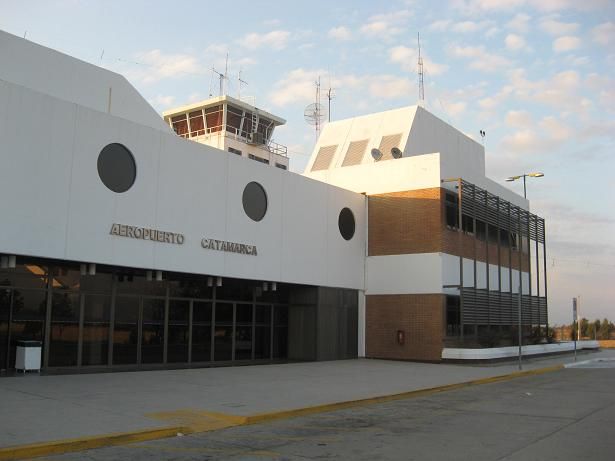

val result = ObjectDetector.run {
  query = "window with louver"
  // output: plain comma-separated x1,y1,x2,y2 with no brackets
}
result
311,145,338,171
378,134,403,161
341,139,369,166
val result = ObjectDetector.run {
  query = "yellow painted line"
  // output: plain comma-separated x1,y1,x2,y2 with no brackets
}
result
0,426,188,461
241,365,565,425
0,364,563,460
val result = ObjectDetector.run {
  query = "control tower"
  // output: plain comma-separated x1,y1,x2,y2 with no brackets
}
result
163,95,289,169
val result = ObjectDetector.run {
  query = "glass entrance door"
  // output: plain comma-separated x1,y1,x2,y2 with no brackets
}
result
140,297,165,364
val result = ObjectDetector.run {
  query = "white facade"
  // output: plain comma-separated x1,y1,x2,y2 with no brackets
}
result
0,31,546,367
0,30,365,291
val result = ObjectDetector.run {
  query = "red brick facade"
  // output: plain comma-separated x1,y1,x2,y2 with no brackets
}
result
369,188,529,270
365,187,530,361
366,294,444,362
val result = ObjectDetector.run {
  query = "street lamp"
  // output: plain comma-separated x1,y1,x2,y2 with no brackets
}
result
505,172,544,199
505,172,543,370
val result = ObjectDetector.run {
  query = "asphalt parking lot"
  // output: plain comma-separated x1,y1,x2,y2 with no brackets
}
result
42,365,615,461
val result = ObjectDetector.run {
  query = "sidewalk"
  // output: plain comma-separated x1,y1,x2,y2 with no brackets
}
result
1,349,613,455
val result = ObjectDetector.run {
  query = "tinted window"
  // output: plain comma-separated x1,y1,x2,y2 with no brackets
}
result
242,182,268,222
97,143,136,193
338,207,355,241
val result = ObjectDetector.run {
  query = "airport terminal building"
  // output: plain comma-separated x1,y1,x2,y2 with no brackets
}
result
0,31,547,373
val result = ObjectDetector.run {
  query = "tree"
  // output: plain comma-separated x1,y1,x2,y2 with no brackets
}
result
580,318,590,338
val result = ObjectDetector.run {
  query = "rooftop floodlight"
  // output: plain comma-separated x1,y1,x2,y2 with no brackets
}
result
505,172,544,198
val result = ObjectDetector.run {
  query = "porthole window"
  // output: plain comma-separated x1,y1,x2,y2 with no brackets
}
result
242,181,268,222
97,143,136,193
338,207,355,241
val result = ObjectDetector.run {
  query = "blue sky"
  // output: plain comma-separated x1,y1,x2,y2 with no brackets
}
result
2,0,614,324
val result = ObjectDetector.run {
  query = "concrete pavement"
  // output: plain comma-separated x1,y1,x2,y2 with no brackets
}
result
41,366,615,461
1,348,613,458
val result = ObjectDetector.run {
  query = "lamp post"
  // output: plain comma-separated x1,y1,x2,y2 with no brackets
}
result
505,172,543,370
505,172,544,199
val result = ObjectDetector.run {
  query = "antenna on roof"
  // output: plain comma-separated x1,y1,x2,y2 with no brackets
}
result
211,53,230,97
417,32,425,106
326,87,334,123
304,76,327,137
326,73,335,122
238,69,248,101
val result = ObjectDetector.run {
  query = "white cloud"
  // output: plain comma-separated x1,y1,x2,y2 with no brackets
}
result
240,30,290,50
429,20,451,31
505,34,527,51
269,68,326,106
450,20,495,34
360,10,412,38
449,45,512,72
485,26,500,37
328,26,352,41
508,68,582,111
444,101,467,117
591,22,615,46
454,0,611,13
453,21,480,33
126,49,203,84
539,18,579,36
389,46,449,75
528,0,612,11
500,116,570,153
553,35,581,52
269,68,417,107
505,110,533,129
539,116,570,141
367,75,413,99
149,94,176,109
507,13,531,33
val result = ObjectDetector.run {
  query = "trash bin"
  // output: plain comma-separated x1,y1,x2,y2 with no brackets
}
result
15,340,42,373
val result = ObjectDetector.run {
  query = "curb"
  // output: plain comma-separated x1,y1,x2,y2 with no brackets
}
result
564,357,615,368
0,364,563,460
0,426,189,461
242,364,564,424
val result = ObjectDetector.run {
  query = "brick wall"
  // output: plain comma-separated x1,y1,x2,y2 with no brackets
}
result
368,188,444,256
366,294,444,361
369,187,530,271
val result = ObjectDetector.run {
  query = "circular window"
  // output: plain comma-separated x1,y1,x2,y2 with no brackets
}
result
97,143,137,193
242,181,268,222
338,207,355,241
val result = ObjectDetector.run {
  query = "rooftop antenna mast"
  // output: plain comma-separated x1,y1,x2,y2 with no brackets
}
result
211,53,229,97
417,32,425,106
326,75,335,122
303,76,327,138
237,69,248,101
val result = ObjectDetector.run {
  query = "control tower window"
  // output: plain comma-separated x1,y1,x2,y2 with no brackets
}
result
205,105,223,133
189,111,204,137
171,114,188,137
227,105,243,136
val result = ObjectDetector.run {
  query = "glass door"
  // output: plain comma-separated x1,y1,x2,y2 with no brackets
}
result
167,299,189,363
141,297,165,364
191,301,212,363
112,296,139,365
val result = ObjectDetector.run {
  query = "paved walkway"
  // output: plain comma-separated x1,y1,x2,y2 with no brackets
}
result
1,349,613,450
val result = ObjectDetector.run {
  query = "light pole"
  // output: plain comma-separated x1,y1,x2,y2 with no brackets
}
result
505,172,544,199
505,172,543,370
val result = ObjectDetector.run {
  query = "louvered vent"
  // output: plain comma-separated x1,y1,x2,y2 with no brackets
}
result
311,145,338,171
342,139,369,167
378,134,403,161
